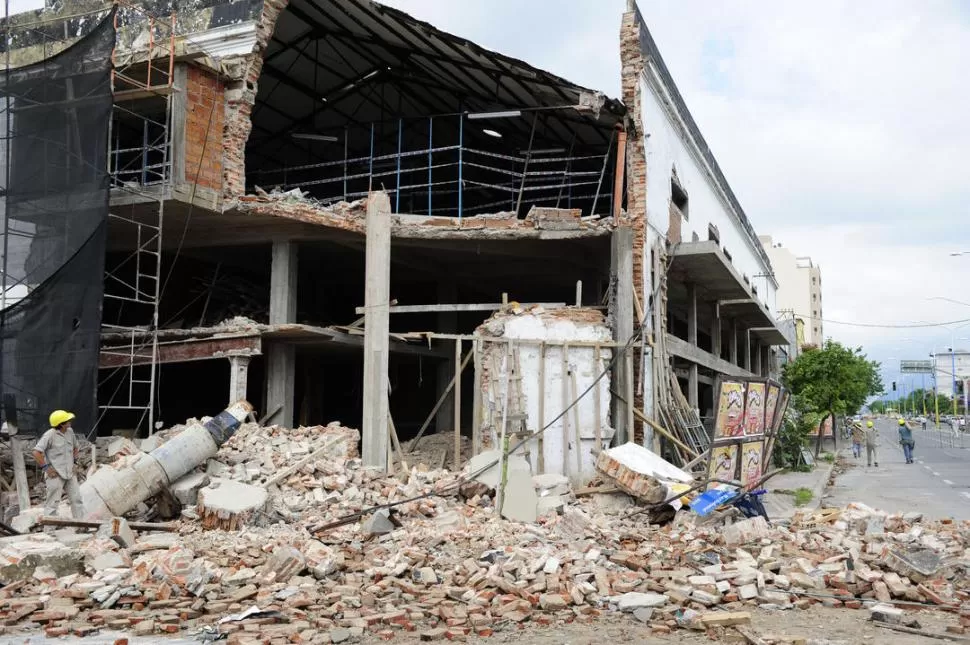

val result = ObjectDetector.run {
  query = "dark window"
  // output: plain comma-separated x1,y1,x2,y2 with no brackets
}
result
708,223,720,243
671,178,689,220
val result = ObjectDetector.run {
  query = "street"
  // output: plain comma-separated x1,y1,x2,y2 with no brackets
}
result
825,417,970,519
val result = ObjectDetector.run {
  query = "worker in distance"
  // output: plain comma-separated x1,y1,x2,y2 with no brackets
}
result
33,410,85,521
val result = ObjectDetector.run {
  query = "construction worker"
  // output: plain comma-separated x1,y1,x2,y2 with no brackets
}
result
851,422,864,459
32,410,84,520
899,418,915,464
863,420,879,467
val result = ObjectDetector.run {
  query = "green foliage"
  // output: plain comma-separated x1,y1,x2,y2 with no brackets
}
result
819,452,836,463
793,487,814,506
783,341,884,419
771,410,817,469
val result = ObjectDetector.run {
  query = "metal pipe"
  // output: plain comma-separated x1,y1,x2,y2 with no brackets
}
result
515,114,538,216
427,116,433,216
395,117,402,212
79,401,253,521
368,122,375,193
458,113,463,220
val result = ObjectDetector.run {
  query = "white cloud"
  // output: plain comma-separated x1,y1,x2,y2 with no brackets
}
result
383,0,970,388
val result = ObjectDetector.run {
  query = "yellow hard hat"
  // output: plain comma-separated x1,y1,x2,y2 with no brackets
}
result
867,421,873,428
49,410,75,428
898,418,906,426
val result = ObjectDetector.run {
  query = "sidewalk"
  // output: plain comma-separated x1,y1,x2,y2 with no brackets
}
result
761,457,836,520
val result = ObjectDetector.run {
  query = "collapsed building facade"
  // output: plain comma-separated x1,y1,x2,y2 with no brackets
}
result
0,0,788,480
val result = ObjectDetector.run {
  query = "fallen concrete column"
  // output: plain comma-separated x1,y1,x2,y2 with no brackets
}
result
79,401,253,521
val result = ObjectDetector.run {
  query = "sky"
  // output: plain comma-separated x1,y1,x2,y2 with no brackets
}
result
381,0,970,400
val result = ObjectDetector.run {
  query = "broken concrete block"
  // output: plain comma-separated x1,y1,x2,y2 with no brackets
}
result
361,508,396,536
11,508,43,534
196,478,268,531
88,551,126,572
415,567,438,585
617,592,668,612
721,517,771,546
536,495,565,517
739,584,758,600
95,517,135,549
533,473,571,497
632,607,654,623
543,557,561,574
595,442,692,503
538,593,568,610
699,611,751,627
498,467,538,524
261,545,306,584
870,603,904,624
169,471,210,506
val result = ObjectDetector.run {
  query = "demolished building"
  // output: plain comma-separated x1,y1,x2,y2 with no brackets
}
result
0,0,789,481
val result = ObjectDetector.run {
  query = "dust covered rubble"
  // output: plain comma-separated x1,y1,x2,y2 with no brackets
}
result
2,424,970,642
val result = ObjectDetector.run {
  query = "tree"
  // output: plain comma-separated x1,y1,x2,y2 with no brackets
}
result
782,341,883,456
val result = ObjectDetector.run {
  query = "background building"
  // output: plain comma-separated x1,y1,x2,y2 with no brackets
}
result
759,236,824,348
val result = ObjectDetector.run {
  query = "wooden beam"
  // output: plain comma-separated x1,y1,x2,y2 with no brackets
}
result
409,349,473,451
354,302,566,314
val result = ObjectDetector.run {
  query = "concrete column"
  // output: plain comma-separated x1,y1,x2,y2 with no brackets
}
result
688,364,699,409
435,281,458,434
711,303,722,358
266,240,298,428
743,329,751,372
729,319,738,365
362,193,392,470
611,226,634,445
686,283,698,346
228,355,251,405
753,343,763,376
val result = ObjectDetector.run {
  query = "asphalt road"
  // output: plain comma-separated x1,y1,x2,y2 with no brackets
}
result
824,417,970,519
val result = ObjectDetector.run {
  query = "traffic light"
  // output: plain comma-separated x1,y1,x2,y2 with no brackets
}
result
892,381,897,391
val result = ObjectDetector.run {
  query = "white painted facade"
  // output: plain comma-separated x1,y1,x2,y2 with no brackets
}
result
933,351,970,398
637,72,778,314
480,311,615,483
759,236,824,347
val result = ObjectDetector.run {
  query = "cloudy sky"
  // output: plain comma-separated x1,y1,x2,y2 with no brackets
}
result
383,0,970,400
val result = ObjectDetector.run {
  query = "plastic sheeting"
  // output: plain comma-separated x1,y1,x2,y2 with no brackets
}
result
0,12,115,436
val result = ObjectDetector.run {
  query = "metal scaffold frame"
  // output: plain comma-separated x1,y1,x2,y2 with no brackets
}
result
99,0,176,435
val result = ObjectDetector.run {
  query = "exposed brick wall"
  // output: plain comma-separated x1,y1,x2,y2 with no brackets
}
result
222,0,289,204
185,65,226,193
620,10,650,444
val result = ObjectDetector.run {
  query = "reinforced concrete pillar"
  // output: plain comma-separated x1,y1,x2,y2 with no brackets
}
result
228,355,251,406
266,240,298,428
711,303,722,358
688,364,699,409
611,226,634,445
362,193,391,470
743,329,751,372
729,318,739,366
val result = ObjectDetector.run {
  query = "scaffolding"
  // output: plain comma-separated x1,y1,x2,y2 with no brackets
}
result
99,1,176,434
247,114,618,220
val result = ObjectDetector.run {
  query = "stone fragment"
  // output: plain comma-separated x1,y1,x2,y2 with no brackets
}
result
261,545,306,584
617,592,668,612
169,471,210,506
632,608,654,623
196,479,268,531
539,593,568,611
96,517,135,549
870,603,904,624
721,517,771,546
361,508,395,536
700,611,751,627
329,627,351,643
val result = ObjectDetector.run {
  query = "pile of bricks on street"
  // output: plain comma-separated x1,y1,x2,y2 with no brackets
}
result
3,425,970,644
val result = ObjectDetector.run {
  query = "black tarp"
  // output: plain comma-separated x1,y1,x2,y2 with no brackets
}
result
0,13,115,437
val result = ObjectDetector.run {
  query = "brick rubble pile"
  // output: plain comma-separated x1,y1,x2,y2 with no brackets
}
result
1,425,970,643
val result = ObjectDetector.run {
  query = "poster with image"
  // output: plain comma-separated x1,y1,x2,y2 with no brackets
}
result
708,443,739,482
743,381,767,436
740,440,764,488
764,383,781,431
714,379,747,438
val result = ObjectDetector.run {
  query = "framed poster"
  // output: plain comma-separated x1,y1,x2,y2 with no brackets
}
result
743,381,767,436
764,382,781,431
714,378,746,438
740,440,764,488
708,443,739,482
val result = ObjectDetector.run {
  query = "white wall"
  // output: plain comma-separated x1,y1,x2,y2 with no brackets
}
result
760,237,823,346
639,73,776,312
481,311,615,483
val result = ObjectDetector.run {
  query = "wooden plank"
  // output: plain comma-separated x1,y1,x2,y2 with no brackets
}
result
354,302,566,314
454,338,462,471
537,342,546,474
40,517,177,532
570,369,582,476
561,344,570,477
409,349,473,451
10,436,30,514
593,344,602,452
874,622,970,642
471,336,483,455
574,484,619,496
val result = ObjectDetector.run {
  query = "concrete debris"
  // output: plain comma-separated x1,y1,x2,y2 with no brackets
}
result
5,407,970,643
596,441,692,504
169,471,209,506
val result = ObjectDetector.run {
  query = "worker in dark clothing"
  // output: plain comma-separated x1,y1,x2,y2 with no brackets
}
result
899,418,915,464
